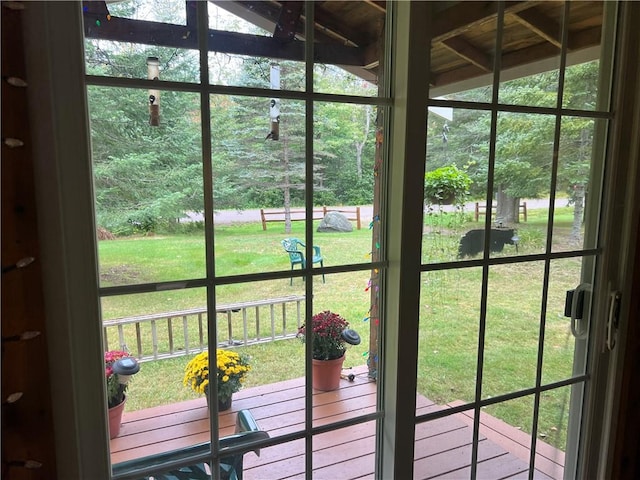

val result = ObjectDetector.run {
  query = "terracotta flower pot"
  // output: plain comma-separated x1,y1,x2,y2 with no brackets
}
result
108,395,126,439
312,355,345,391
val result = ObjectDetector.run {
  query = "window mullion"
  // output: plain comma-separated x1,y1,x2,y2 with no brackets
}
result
379,2,430,478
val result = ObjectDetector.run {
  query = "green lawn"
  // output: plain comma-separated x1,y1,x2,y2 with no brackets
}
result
101,207,583,450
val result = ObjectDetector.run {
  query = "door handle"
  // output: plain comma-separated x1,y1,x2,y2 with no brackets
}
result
569,283,590,339
606,291,621,351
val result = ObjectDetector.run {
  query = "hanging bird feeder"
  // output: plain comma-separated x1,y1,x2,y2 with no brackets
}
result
147,56,160,126
267,64,280,140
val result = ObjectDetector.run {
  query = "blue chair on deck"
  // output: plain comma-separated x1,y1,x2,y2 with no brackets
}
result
111,409,269,480
281,238,325,285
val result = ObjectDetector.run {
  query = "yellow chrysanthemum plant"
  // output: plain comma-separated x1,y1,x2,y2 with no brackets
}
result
183,349,251,402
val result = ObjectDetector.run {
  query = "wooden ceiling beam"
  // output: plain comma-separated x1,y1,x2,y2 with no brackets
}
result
362,41,381,69
512,7,562,48
441,36,493,72
82,14,366,66
569,26,601,51
186,1,197,31
273,1,303,42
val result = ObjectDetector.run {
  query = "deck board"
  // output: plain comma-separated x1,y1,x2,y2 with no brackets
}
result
447,400,565,479
111,371,565,479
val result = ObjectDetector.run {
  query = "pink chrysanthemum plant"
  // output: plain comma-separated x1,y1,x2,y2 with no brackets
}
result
104,350,140,408
297,310,361,360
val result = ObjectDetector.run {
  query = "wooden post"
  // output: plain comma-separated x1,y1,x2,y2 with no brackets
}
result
368,19,385,379
260,209,267,231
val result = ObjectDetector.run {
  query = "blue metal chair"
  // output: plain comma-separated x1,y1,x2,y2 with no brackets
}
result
281,238,325,285
111,409,268,480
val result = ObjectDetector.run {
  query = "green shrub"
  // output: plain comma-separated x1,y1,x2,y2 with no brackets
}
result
424,165,472,205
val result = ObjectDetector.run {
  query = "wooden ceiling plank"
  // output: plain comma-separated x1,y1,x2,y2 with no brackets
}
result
308,6,371,47
232,0,281,24
432,1,534,43
500,39,560,70
441,36,492,72
362,0,386,14
512,7,562,48
433,39,559,87
232,0,366,47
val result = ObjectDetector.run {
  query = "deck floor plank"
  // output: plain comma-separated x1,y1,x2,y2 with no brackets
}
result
111,375,565,479
447,400,565,479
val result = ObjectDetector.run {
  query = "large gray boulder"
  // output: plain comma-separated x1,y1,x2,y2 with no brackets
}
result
317,211,353,233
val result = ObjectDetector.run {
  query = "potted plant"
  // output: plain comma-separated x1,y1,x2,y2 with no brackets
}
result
424,165,472,205
183,349,251,411
104,350,140,439
297,310,361,391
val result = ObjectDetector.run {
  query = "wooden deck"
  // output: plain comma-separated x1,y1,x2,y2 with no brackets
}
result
111,369,565,479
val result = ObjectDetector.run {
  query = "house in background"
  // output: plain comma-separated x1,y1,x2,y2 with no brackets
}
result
3,1,640,479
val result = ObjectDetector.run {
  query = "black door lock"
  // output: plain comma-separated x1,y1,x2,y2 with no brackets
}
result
564,289,584,319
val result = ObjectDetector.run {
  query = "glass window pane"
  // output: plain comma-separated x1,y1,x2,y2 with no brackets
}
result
207,3,306,89
539,386,573,466
428,3,496,101
423,107,491,263
498,1,563,108
562,0,605,111
543,257,593,383
215,280,307,361
499,70,560,109
483,263,544,399
563,60,601,111
491,112,556,258
312,422,376,477
89,87,204,287
211,94,307,276
104,288,208,465
480,396,538,477
311,272,375,424
414,412,475,478
418,268,481,409
84,0,200,82
240,440,306,478
314,101,377,267
554,117,601,253
312,2,385,96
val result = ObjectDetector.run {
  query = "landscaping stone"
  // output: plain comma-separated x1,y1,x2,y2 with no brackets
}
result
317,211,353,232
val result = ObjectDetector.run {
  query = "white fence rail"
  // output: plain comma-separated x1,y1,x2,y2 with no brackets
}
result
103,295,305,362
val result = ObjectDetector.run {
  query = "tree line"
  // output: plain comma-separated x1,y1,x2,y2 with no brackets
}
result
86,11,599,236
